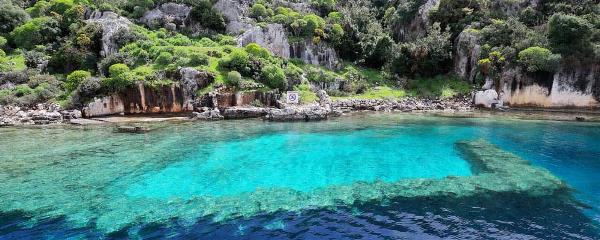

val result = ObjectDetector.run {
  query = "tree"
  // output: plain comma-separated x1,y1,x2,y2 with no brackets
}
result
0,2,29,34
250,3,268,20
518,47,561,72
189,0,226,32
548,13,593,56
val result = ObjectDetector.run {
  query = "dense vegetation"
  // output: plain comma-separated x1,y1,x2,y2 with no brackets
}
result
0,0,597,108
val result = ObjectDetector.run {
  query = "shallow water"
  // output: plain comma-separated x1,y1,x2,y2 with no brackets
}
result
0,113,599,239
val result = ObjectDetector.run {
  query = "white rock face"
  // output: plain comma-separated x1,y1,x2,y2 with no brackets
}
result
82,95,125,117
237,24,290,58
454,29,481,83
213,0,253,34
86,11,133,57
499,66,599,107
290,40,340,70
140,3,191,29
474,90,501,108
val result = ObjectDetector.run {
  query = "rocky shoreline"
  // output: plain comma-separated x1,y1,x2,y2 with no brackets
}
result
3,92,599,127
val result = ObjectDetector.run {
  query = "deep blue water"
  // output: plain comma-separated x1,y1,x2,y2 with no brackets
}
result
0,113,599,239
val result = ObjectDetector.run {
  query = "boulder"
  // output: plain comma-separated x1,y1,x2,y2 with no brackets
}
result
474,89,502,108
192,108,224,120
264,105,331,122
140,3,191,30
179,68,215,110
237,24,290,59
86,11,133,57
61,110,82,120
213,0,253,34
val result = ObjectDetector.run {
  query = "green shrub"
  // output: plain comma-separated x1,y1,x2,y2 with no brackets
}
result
0,49,5,58
10,17,61,49
220,49,250,73
0,36,7,49
189,52,209,66
284,63,304,87
250,3,269,20
66,70,91,92
548,13,593,55
27,0,50,17
155,52,174,66
109,64,130,78
518,47,561,72
245,43,271,59
14,84,33,97
104,64,133,92
216,34,236,45
261,64,287,90
226,71,242,87
303,14,325,37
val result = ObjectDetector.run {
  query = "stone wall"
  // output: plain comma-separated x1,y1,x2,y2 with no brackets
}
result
82,83,190,117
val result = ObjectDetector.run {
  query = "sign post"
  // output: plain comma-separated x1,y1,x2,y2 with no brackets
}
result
286,91,299,104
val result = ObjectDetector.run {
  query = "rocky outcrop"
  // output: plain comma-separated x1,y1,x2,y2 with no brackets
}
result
178,68,215,110
264,90,339,121
140,3,191,30
393,0,440,41
236,24,340,69
237,24,290,58
86,11,133,57
192,107,224,120
222,106,270,119
332,97,473,112
0,104,79,126
290,40,340,70
499,65,599,108
195,89,280,109
454,28,481,83
213,0,253,34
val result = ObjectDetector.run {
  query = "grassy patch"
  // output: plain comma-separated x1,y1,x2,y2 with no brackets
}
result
332,86,406,100
407,75,471,98
294,84,318,104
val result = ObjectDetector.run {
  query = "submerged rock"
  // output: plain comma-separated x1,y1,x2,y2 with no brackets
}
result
116,126,151,133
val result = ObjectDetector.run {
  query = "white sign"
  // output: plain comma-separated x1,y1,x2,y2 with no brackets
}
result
286,91,299,104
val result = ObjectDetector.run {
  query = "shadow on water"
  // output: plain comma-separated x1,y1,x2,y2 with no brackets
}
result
1,192,598,239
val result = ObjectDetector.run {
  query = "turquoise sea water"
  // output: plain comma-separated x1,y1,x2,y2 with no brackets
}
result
0,113,599,239
125,128,472,199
